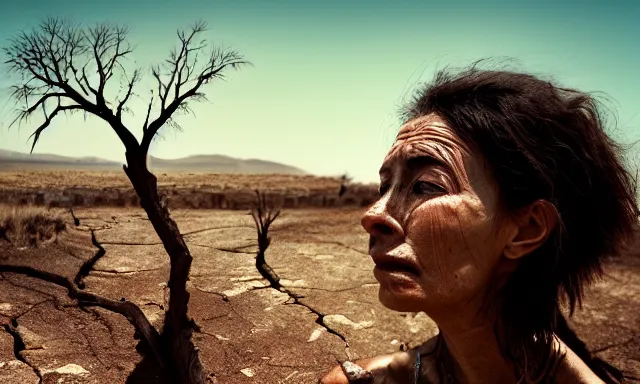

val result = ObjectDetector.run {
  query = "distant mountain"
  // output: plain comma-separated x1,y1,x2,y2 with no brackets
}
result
0,149,307,175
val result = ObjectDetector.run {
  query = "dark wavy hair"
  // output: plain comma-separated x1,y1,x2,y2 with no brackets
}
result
402,62,639,383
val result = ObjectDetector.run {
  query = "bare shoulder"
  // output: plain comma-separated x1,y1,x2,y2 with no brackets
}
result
318,363,348,384
318,354,397,384
553,338,606,384
318,337,440,384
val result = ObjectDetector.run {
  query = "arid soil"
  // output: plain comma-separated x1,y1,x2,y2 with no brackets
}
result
0,171,378,210
0,207,638,383
0,171,348,190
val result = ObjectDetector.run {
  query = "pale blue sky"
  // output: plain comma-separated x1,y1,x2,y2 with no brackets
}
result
0,0,638,182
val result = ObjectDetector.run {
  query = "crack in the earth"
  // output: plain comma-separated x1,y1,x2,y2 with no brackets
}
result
92,267,163,275
192,286,231,302
193,274,375,348
0,264,166,371
74,230,107,288
215,245,257,254
191,287,258,327
249,195,354,360
182,224,254,237
266,361,322,369
100,241,164,246
254,254,353,358
77,322,109,369
76,225,113,232
315,240,368,255
3,320,43,383
190,242,257,254
232,277,265,283
88,308,118,347
143,302,165,310
68,208,111,289
590,334,639,354
0,274,59,303
70,210,121,226
1,209,169,375
68,208,80,226
200,314,230,322
195,330,220,339
10,300,53,322
283,293,353,359
289,282,378,293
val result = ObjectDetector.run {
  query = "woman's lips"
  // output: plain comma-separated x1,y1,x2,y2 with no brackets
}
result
370,254,420,276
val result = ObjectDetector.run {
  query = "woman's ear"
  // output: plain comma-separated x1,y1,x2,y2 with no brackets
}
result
503,200,559,260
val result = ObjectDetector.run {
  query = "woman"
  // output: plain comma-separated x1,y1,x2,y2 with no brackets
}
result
320,64,639,383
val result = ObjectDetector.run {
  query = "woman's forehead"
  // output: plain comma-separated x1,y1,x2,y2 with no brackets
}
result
385,114,470,164
397,114,450,136
382,114,496,204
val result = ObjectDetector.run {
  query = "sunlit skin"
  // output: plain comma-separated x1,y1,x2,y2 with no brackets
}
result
367,114,509,315
320,114,603,383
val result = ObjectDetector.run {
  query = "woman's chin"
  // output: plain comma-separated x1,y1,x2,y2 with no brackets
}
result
377,284,425,312
373,267,427,311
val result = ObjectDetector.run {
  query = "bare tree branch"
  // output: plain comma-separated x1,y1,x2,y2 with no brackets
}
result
140,21,248,155
3,19,250,383
116,68,141,119
3,17,139,151
0,264,165,370
4,18,248,158
143,93,154,132
27,104,83,153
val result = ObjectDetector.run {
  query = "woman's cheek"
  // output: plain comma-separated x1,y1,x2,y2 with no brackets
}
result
406,195,496,292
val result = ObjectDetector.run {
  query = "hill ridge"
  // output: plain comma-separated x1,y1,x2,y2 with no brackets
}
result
0,149,307,174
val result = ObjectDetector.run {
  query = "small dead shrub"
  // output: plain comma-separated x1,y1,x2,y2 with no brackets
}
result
0,204,67,247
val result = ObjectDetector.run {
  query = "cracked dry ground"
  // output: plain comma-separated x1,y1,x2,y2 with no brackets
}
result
0,208,639,383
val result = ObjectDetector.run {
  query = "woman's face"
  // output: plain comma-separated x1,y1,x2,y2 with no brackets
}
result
361,114,512,314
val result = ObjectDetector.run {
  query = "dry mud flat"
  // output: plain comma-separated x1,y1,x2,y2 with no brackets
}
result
0,207,638,383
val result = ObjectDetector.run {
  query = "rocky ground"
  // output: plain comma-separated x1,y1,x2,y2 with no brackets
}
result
0,207,638,383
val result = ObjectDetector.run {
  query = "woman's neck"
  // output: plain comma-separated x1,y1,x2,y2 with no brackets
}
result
437,320,519,384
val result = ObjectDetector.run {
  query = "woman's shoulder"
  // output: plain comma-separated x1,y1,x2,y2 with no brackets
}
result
552,337,606,384
318,337,440,384
318,354,398,384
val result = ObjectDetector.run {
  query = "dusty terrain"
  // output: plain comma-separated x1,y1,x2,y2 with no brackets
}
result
0,171,378,210
0,207,638,383
0,171,350,190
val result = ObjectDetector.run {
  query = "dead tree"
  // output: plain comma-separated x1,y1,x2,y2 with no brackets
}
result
1,17,247,384
250,190,282,290
338,173,352,198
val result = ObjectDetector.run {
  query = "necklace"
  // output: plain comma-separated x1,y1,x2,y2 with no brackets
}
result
413,336,529,384
414,349,422,384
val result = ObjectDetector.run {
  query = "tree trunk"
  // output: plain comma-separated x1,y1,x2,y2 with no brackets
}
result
256,250,281,291
124,152,206,384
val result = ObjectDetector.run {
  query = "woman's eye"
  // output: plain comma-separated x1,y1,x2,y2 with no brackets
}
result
413,180,445,196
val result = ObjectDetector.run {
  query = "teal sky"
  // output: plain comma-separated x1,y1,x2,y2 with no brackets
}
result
0,0,638,182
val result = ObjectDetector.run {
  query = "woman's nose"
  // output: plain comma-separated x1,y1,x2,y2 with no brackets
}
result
361,196,404,238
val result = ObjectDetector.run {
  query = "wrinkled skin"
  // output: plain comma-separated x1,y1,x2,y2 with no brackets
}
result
320,114,603,384
364,114,510,316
